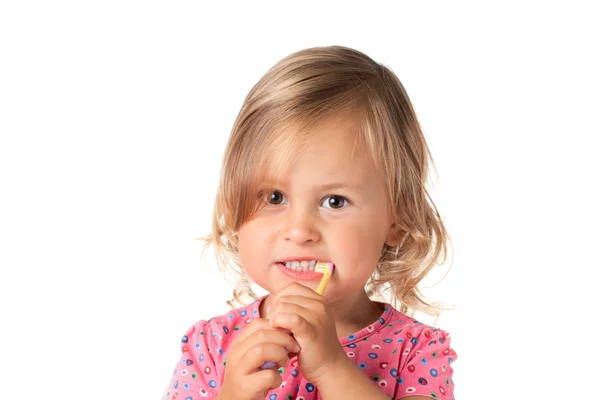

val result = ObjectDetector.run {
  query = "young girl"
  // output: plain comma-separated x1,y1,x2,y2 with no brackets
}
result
161,45,457,400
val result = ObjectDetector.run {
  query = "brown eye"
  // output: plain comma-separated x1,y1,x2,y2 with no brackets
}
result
267,190,287,205
321,195,349,209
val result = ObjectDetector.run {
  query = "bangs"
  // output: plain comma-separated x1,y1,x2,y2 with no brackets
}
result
226,117,315,228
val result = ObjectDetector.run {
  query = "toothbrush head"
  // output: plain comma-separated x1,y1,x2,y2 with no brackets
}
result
315,261,335,275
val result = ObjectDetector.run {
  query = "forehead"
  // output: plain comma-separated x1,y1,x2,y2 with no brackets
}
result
258,113,381,187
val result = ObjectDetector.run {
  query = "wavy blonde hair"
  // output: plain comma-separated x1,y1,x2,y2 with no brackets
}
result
201,45,453,318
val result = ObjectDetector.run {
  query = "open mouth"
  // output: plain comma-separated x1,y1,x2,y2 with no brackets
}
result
275,261,323,280
277,260,318,272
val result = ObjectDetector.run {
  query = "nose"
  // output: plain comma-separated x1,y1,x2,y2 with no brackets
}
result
281,206,321,244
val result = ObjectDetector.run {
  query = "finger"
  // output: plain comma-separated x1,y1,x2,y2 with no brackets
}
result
229,319,276,356
275,295,326,312
235,318,273,342
234,328,300,362
246,369,283,396
270,312,317,340
271,297,328,328
271,282,322,304
241,342,291,374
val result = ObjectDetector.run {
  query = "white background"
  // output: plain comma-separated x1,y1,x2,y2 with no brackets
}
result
1,1,598,399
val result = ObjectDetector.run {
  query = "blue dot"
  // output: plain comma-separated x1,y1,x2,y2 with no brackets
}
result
379,318,385,324
411,337,418,345
186,397,193,400
252,309,258,315
347,334,356,340
240,310,247,316
223,326,230,334
420,357,428,365
418,377,428,385
295,385,300,392
218,348,224,355
195,343,200,349
449,357,454,364
270,395,277,400
383,338,393,343
199,354,204,361
397,338,404,343
390,368,398,377
358,362,367,369
174,381,178,389
439,338,445,344
385,306,391,312
291,368,298,377
181,336,188,343
212,331,217,337
183,383,190,390
430,368,438,377
306,383,315,392
209,380,217,388
348,343,356,348
368,353,378,359
397,377,404,384
228,314,234,319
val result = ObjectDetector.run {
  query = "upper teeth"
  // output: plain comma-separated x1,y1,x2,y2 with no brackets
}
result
284,260,317,271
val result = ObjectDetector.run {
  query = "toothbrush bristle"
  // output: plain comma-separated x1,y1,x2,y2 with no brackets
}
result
316,261,335,274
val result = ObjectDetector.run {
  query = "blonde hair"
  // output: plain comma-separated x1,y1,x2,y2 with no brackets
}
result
201,45,453,318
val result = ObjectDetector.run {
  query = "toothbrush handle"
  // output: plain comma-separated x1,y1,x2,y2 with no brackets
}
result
316,269,332,295
260,361,277,370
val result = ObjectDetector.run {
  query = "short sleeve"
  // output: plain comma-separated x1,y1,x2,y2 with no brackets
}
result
394,326,457,399
161,321,221,400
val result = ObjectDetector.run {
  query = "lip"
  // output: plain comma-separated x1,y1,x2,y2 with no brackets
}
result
276,256,323,263
274,262,325,281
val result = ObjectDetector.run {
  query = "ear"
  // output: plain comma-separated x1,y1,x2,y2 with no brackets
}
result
385,223,403,247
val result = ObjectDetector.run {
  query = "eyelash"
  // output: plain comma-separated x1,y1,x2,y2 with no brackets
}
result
262,190,352,209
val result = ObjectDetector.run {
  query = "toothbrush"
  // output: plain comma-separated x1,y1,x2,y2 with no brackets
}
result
260,261,335,370
314,261,335,295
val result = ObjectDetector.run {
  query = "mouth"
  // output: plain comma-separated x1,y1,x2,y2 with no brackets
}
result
277,260,319,272
274,260,325,281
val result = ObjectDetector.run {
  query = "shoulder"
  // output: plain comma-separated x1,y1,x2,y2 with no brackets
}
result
379,307,457,398
181,298,262,355
385,307,453,348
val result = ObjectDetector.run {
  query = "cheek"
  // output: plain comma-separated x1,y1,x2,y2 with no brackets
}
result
331,218,387,271
238,219,271,263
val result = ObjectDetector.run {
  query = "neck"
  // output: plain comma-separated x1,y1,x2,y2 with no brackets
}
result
329,290,384,338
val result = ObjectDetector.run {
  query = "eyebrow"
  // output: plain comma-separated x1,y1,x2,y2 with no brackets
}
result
261,180,366,192
317,182,365,192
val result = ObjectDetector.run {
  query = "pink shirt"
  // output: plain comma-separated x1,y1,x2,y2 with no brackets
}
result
162,297,456,399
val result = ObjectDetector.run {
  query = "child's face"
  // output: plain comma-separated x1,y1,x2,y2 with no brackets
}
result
238,115,398,301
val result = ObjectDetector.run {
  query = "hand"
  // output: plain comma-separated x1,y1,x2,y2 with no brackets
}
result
218,318,300,400
266,282,346,386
